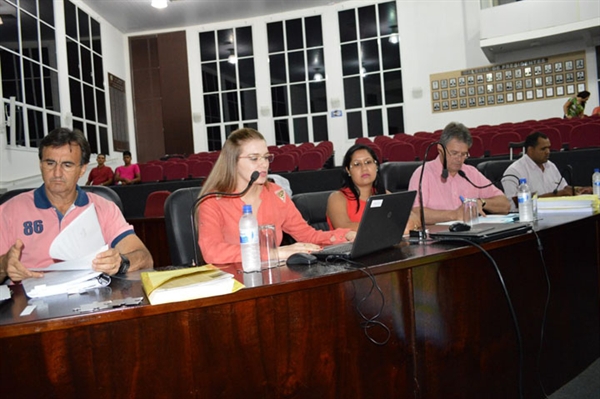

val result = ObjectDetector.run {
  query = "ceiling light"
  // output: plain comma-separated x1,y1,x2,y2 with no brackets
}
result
388,34,399,44
228,50,237,64
314,72,323,81
151,0,168,9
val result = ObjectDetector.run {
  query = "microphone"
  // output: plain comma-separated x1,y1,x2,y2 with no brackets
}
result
458,169,521,190
441,146,448,180
565,165,574,196
413,141,448,241
188,171,260,266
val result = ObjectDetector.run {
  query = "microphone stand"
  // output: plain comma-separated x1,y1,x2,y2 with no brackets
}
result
411,141,448,242
189,171,260,266
457,170,521,190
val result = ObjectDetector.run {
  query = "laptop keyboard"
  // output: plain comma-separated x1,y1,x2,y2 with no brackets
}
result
316,242,353,256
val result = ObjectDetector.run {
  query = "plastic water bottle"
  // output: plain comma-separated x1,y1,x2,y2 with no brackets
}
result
593,168,600,199
517,178,533,222
239,205,260,272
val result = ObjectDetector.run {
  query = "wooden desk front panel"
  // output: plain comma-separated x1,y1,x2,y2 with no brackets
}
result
1,214,598,398
0,271,417,398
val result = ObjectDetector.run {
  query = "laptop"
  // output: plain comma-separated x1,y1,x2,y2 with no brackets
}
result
428,222,532,243
312,190,417,260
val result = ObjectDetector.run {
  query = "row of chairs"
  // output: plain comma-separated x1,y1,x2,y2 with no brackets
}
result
268,141,334,173
357,116,599,162
140,160,214,182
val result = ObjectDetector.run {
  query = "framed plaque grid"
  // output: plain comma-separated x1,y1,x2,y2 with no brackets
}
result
430,51,586,113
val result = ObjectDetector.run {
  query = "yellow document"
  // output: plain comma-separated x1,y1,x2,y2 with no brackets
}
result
141,265,244,305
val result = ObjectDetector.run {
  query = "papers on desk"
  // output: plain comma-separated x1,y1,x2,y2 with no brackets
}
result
22,204,110,298
537,195,599,215
141,265,244,305
436,214,518,226
22,270,110,298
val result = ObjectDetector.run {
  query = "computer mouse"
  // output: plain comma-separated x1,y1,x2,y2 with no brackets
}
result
286,252,318,266
449,222,471,232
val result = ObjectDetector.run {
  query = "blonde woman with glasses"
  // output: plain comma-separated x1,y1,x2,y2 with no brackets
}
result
197,128,355,264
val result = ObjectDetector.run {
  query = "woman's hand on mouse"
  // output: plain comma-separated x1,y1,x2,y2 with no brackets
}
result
278,243,322,260
344,231,357,242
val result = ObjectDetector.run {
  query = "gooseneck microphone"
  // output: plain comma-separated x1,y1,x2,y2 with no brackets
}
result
457,170,521,190
413,141,448,241
188,171,260,266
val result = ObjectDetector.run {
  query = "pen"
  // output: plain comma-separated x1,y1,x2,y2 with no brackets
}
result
459,195,465,203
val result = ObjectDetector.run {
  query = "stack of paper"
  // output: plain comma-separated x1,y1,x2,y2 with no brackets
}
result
141,265,244,305
22,204,109,298
537,195,599,214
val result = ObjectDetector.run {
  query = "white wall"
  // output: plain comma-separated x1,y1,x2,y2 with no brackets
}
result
2,0,598,191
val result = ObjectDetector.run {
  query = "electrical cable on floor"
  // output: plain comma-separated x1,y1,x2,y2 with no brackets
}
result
533,230,551,399
435,237,524,399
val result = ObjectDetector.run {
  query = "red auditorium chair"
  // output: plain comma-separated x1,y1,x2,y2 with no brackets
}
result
469,136,484,158
269,153,297,173
385,141,416,162
373,135,393,147
418,140,438,161
570,124,600,149
163,162,189,180
140,164,164,183
188,160,214,179
298,150,324,171
144,190,171,218
489,131,522,158
355,137,372,145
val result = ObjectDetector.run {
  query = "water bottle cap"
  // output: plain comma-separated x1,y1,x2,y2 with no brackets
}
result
595,168,599,173
242,204,252,214
519,178,527,184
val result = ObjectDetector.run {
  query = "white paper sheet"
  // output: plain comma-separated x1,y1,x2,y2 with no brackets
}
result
29,204,108,272
49,204,106,260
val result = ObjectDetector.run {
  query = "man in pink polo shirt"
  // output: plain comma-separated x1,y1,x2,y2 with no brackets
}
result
408,122,511,225
0,128,153,283
114,151,141,185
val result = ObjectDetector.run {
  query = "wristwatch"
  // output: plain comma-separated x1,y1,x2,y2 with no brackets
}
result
479,198,487,209
118,254,130,275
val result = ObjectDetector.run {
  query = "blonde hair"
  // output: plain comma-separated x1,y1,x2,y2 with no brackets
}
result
199,128,267,197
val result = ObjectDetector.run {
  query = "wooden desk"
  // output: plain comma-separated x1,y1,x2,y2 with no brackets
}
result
1,214,598,398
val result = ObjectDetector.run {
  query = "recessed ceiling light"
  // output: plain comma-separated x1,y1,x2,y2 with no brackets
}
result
151,0,168,9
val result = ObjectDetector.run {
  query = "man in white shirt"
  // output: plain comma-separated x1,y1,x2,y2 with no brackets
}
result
502,132,591,210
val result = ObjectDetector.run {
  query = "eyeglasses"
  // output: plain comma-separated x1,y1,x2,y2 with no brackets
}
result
40,160,80,172
447,151,470,159
238,153,275,163
349,159,377,169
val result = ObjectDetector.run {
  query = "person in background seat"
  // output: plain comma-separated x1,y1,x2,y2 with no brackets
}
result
85,153,114,186
114,150,141,185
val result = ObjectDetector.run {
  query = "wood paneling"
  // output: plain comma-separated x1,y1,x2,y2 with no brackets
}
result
1,214,598,398
129,32,193,163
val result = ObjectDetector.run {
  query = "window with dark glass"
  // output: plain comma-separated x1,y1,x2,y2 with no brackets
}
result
338,1,404,137
0,0,59,148
267,15,328,144
63,0,107,154
199,26,257,151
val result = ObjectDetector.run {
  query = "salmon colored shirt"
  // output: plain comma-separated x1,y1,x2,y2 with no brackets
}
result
198,183,350,264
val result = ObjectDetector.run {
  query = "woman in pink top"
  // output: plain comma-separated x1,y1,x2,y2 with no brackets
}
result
197,128,355,264
326,144,420,233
